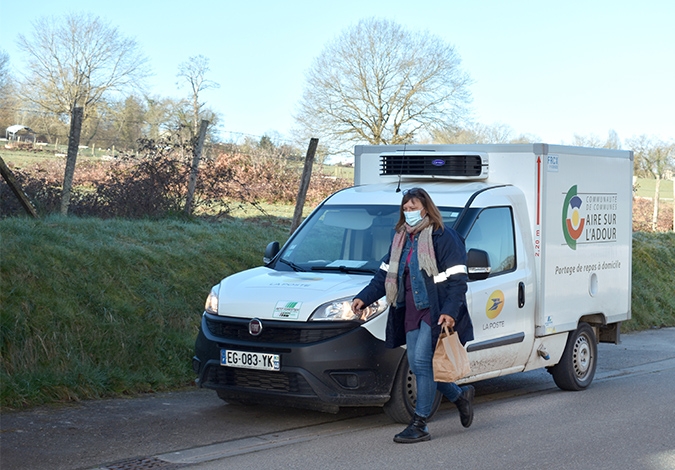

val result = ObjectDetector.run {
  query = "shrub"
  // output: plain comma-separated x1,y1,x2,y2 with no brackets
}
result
1,141,352,219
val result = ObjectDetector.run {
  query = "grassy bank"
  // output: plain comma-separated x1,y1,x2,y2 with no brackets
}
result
0,215,290,409
1,217,673,409
628,231,675,330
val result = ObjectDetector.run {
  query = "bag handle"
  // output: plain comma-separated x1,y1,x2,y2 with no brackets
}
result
441,324,456,336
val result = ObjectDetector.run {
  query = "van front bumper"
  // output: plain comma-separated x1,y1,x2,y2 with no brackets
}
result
194,313,403,412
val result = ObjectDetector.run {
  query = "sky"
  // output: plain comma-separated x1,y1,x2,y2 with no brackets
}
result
1,0,674,149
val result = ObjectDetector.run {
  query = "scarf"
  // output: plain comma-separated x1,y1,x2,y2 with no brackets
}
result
384,217,439,305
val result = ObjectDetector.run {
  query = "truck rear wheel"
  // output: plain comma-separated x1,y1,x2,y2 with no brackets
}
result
383,352,442,424
550,322,597,391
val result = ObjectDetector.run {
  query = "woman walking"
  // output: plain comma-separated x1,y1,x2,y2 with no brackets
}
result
352,187,475,443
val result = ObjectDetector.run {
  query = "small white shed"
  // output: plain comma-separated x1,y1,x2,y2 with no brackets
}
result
5,125,36,142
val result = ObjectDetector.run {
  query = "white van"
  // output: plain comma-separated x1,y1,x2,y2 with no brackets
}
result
193,143,633,423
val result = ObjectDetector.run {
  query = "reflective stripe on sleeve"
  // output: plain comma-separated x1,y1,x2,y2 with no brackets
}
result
380,262,389,272
433,264,468,283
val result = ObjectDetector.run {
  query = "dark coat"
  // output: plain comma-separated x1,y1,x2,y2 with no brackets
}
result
356,226,474,352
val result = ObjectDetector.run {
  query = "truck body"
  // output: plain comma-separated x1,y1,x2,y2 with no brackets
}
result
193,143,633,422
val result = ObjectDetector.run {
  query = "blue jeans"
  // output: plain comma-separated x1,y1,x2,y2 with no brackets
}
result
406,321,463,418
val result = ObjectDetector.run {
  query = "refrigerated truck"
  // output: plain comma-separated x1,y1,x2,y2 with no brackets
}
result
193,143,633,423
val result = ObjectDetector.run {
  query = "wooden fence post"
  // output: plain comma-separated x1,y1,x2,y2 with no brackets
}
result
290,138,319,234
0,157,38,217
60,106,83,215
185,119,209,216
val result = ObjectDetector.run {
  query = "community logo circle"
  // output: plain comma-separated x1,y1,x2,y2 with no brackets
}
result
485,290,505,319
562,185,585,250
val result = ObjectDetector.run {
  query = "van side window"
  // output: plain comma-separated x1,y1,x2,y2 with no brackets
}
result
464,207,516,275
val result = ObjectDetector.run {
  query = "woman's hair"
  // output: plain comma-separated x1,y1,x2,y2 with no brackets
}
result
395,187,445,231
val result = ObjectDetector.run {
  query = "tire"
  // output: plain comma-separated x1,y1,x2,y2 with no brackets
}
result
550,322,597,391
383,352,442,424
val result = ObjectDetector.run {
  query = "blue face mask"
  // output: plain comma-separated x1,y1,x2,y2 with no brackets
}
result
404,210,424,226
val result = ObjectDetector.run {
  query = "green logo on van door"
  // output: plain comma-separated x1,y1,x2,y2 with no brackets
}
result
562,185,585,250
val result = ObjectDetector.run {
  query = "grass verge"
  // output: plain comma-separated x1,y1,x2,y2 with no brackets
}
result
0,215,290,409
0,217,673,409
627,231,675,330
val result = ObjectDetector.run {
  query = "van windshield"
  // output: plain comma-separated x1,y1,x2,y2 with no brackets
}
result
276,204,462,273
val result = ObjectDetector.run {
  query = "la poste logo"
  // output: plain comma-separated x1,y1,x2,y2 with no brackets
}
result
485,290,505,319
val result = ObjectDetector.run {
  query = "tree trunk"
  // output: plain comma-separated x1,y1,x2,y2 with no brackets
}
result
60,107,83,215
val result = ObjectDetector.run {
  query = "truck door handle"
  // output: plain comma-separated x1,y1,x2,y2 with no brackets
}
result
518,282,525,308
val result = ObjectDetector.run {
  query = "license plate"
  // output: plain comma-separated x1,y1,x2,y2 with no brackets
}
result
220,349,280,371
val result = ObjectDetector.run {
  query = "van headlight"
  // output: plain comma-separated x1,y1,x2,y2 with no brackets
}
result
204,286,219,314
309,296,388,322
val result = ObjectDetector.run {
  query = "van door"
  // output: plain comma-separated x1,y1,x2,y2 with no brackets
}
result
463,206,535,378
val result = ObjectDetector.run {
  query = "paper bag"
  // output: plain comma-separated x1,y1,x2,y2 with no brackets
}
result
433,325,471,382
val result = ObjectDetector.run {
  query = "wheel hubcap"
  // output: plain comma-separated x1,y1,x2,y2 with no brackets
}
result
573,335,591,378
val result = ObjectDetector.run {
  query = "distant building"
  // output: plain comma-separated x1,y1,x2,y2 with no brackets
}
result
5,125,36,143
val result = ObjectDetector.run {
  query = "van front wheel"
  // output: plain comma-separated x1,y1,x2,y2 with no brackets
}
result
383,352,442,424
549,322,597,391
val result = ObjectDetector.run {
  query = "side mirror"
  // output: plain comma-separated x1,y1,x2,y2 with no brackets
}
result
467,248,491,281
263,241,280,265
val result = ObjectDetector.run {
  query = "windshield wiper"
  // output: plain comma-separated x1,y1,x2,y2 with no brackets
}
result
311,265,376,274
278,258,306,272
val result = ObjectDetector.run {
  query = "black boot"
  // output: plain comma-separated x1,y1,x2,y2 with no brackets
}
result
393,413,430,443
454,385,475,428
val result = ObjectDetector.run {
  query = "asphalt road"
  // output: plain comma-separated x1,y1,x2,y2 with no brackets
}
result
1,328,674,470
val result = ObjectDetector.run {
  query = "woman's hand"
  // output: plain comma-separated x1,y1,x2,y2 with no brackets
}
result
438,314,455,329
351,299,365,314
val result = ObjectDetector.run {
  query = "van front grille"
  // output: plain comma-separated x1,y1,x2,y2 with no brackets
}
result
205,316,359,345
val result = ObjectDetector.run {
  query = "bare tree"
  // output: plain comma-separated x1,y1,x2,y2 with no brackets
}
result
572,130,622,149
295,18,472,154
431,122,533,144
17,13,149,214
176,55,220,136
17,13,149,119
0,50,9,93
0,50,18,132
176,55,219,215
144,95,182,141
94,95,149,153
627,135,675,231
